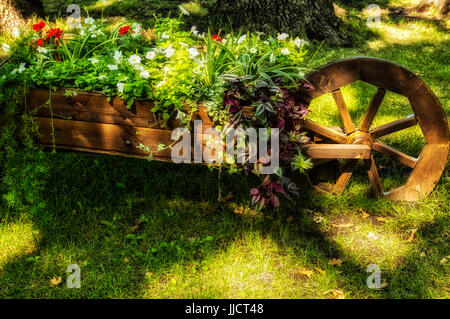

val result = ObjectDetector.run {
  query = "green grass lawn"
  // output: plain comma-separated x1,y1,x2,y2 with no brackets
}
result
0,0,449,299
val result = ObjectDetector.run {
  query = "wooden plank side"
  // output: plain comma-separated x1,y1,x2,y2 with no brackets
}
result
34,117,178,158
27,89,184,129
28,89,155,127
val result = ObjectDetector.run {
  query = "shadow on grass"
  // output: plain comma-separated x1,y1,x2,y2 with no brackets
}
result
0,146,448,298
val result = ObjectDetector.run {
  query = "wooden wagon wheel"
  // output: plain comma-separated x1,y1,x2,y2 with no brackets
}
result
301,57,449,201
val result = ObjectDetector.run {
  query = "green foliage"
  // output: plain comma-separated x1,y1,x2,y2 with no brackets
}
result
290,151,313,174
1,0,449,299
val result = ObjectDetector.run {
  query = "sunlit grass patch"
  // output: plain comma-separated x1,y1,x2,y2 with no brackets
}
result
327,216,410,269
0,217,38,271
369,20,449,46
142,232,334,299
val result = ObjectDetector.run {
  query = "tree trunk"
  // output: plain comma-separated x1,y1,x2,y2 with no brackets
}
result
0,0,45,37
213,0,349,45
416,0,449,15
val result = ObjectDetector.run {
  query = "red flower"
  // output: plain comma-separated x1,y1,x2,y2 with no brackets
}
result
211,34,222,42
46,28,63,40
56,57,61,62
36,38,44,46
120,26,134,35
33,21,46,32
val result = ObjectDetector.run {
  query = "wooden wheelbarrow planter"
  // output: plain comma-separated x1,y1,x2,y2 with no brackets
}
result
27,57,449,201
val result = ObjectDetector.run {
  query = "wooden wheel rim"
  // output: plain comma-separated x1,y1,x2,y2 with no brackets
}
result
305,57,449,201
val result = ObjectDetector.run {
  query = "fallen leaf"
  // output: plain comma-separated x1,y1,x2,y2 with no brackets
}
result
419,252,426,257
325,289,345,299
127,225,138,234
24,247,35,254
376,217,388,223
296,267,314,278
124,257,130,263
314,267,325,274
359,209,370,218
380,280,389,288
330,258,343,266
50,277,62,286
440,257,448,264
287,216,294,223
407,229,418,242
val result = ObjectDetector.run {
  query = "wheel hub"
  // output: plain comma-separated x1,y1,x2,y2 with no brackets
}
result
347,131,373,148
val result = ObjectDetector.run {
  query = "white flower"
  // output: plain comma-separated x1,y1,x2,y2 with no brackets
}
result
98,75,107,80
164,46,174,58
80,29,85,36
263,41,269,45
113,50,123,63
237,34,246,44
18,63,26,74
176,110,186,120
140,70,150,79
146,51,156,60
128,54,141,65
250,47,257,54
156,80,166,87
269,53,276,63
107,64,118,70
134,64,145,71
179,41,188,47
161,32,170,39
277,33,289,41
190,26,199,36
178,5,190,16
281,48,290,55
85,17,95,25
2,43,10,52
117,82,125,93
163,66,170,73
293,38,308,47
37,46,48,54
89,58,99,64
132,23,141,38
187,47,199,59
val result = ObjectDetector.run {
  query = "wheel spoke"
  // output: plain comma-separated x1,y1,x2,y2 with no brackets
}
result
302,144,371,159
302,119,347,144
332,89,355,134
373,142,417,168
332,159,357,194
366,155,383,195
359,88,386,132
370,114,417,139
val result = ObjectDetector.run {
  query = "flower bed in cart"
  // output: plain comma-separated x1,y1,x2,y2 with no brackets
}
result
1,16,315,210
